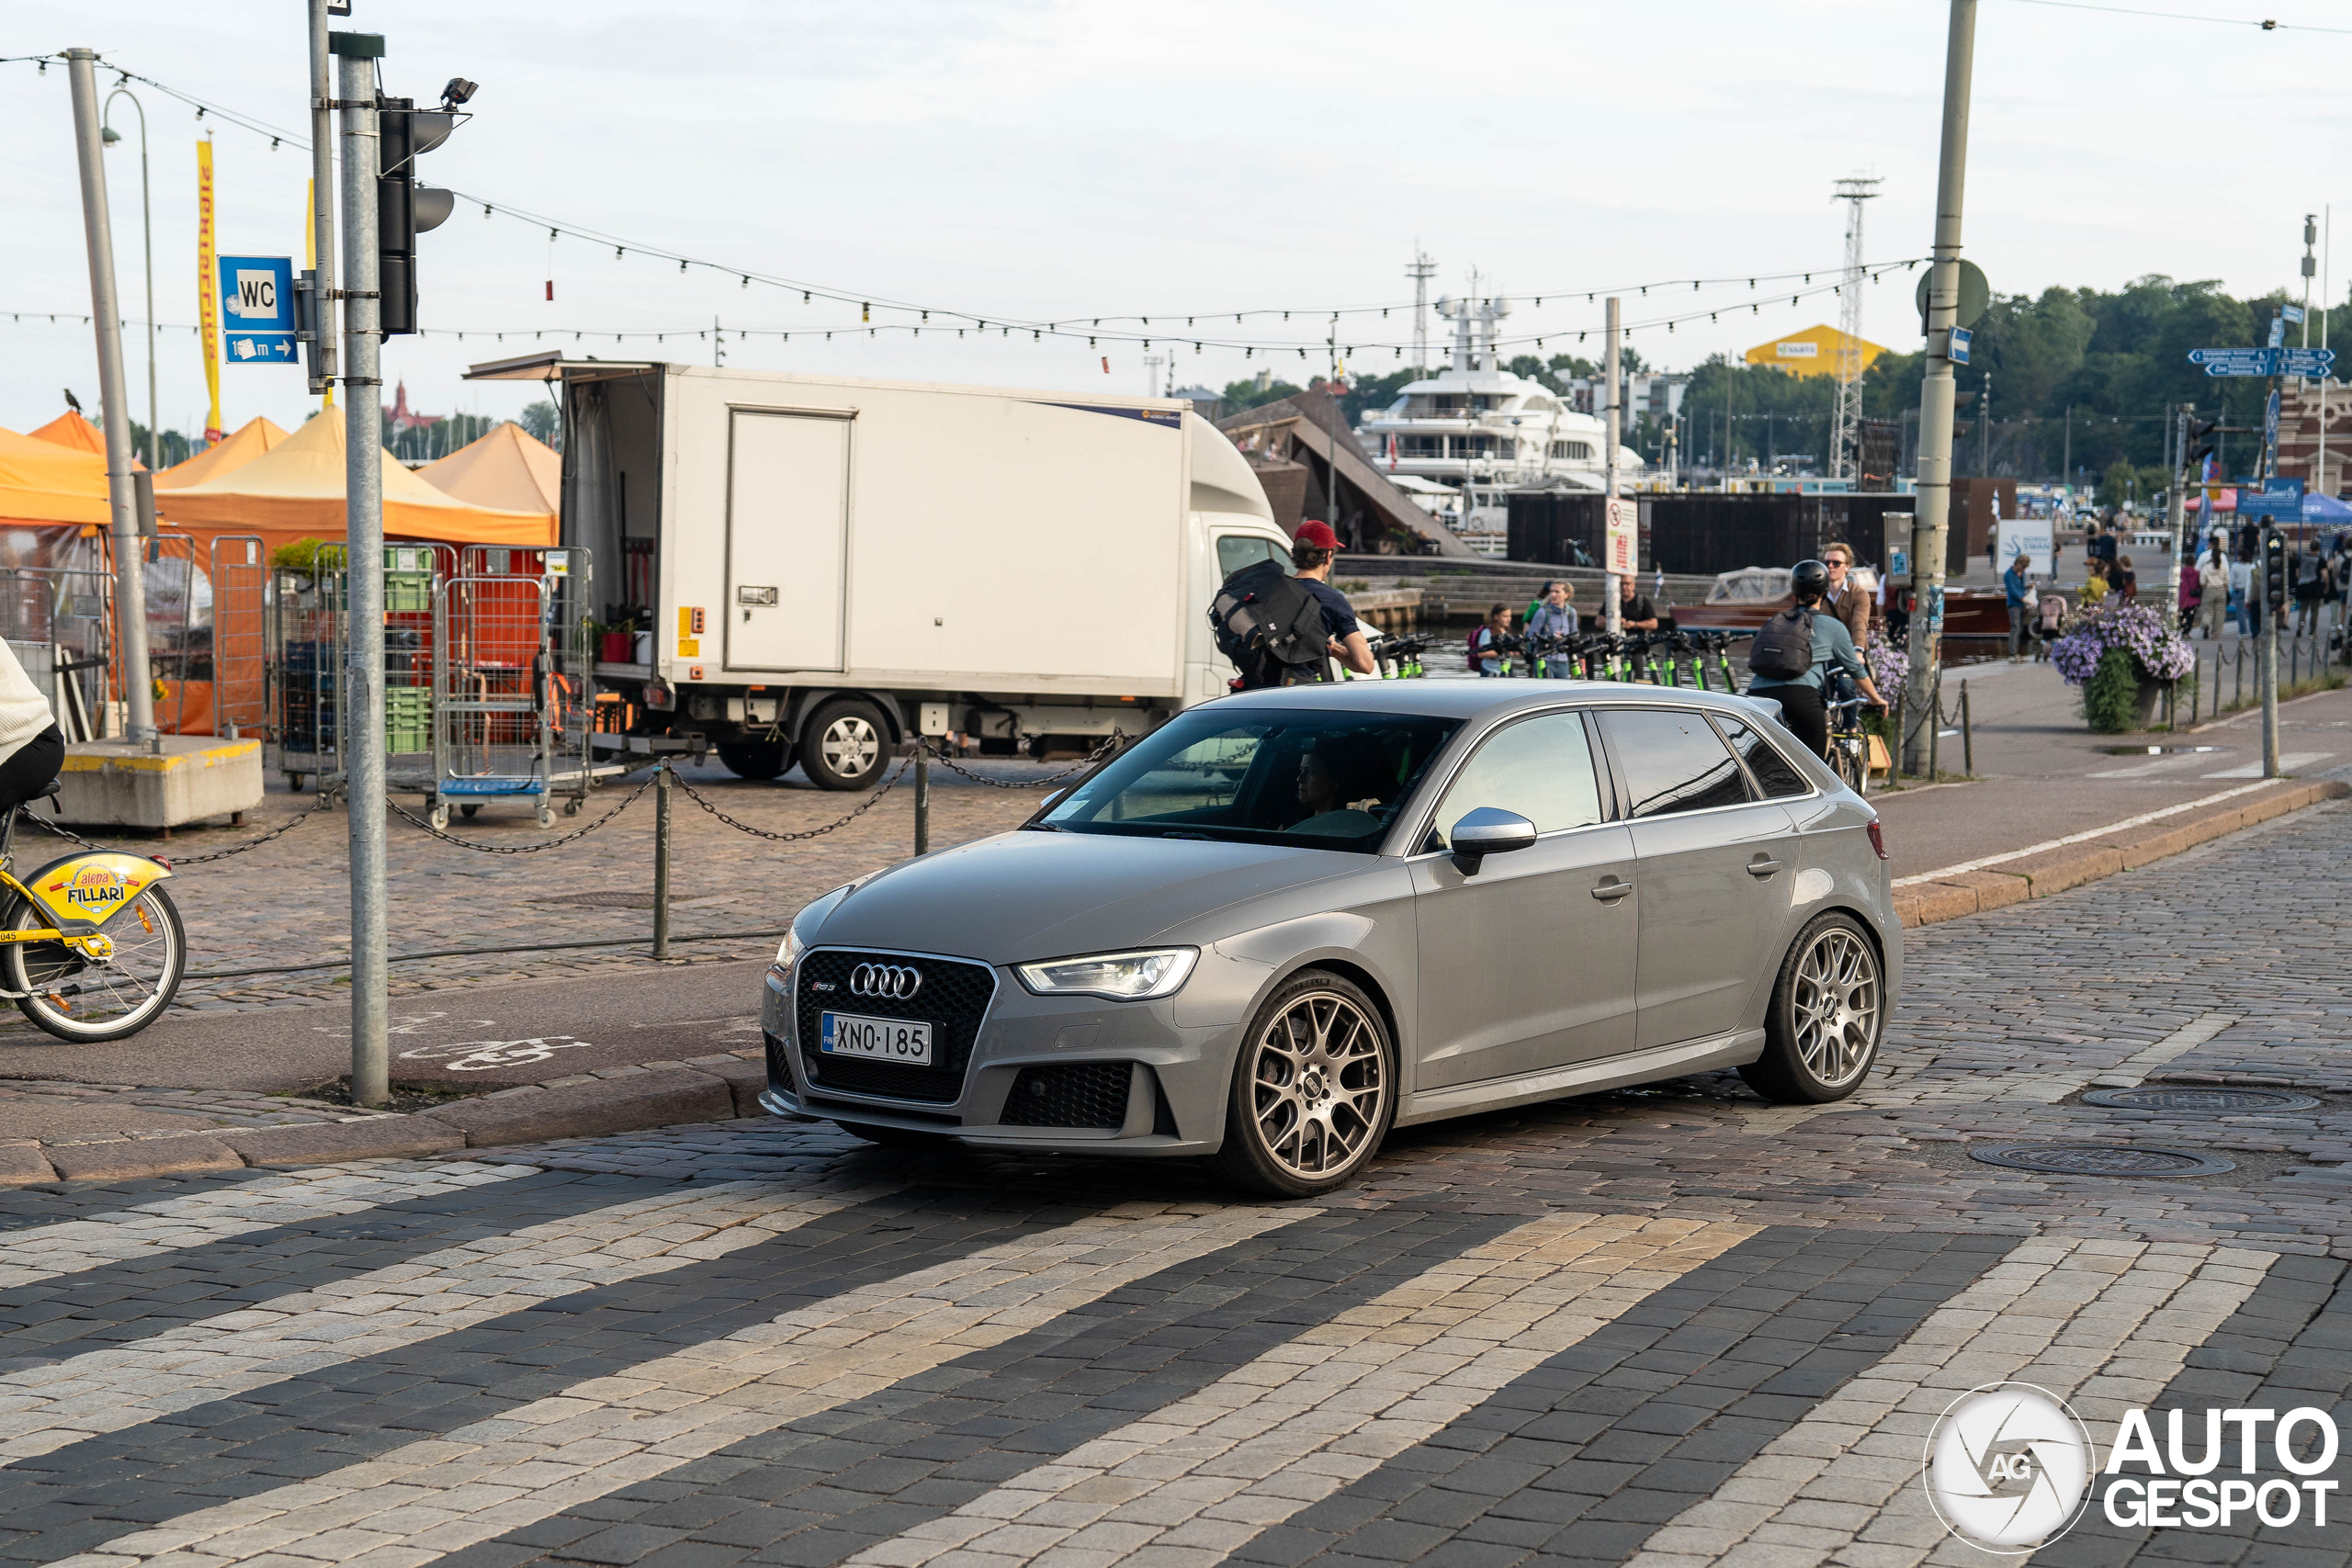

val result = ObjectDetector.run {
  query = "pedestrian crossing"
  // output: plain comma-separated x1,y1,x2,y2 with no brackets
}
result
0,1156,2340,1568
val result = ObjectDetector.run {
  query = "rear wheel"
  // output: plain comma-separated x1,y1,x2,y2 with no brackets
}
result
797,699,892,791
1739,912,1883,1104
5,886,186,1043
1214,970,1395,1197
717,737,788,781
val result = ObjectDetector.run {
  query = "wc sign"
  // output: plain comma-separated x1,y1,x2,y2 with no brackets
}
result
218,255,297,364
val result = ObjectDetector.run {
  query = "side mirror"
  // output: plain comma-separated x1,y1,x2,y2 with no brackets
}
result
1447,807,1538,871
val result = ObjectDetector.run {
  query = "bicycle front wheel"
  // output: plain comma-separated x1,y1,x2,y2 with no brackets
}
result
5,886,186,1042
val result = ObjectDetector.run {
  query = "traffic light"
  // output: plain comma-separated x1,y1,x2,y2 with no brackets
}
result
2184,418,2222,468
2262,529,2288,609
376,82,470,335
1951,389,1975,443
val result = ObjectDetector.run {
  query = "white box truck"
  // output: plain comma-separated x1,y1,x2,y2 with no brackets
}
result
465,355,1294,788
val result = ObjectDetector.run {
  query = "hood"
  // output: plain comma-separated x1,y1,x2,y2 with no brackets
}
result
807,829,1353,965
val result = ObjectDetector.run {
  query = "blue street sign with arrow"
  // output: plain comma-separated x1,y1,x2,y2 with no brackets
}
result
2187,346,2336,378
218,255,297,365
2280,347,2335,377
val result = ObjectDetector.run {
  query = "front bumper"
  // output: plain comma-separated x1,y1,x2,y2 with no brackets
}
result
759,963,1231,1156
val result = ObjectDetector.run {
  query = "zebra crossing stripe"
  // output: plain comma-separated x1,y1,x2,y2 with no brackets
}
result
0,1162,534,1291
1623,1236,2275,1568
0,1180,891,1463
41,1201,1311,1568
836,1212,1758,1568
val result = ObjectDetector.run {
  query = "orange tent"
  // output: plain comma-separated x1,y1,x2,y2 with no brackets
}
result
157,412,556,558
28,411,107,455
418,422,560,518
0,425,113,528
154,416,288,490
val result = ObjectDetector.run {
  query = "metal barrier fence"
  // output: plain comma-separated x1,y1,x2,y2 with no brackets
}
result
209,536,268,737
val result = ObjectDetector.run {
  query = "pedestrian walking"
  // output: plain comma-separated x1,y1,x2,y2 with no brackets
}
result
1820,541,1871,650
1526,581,1578,678
2197,546,2231,641
2003,554,2031,660
2083,558,2110,607
1467,604,1512,676
2112,555,2138,606
2230,554,2256,635
2294,538,2329,637
1288,519,1376,678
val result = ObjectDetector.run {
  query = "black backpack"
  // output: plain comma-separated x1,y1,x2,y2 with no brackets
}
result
1747,604,1816,682
1210,559,1329,688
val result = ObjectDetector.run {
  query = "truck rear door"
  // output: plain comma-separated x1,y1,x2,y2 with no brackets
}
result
728,409,852,671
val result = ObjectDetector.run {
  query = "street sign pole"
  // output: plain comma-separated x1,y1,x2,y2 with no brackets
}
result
2262,529,2280,778
1603,297,1622,637
335,34,390,1108
1907,0,1976,776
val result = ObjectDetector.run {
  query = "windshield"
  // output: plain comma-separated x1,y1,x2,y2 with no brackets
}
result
1035,707,1463,852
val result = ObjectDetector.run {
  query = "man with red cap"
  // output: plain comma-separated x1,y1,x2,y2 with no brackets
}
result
1291,520,1376,676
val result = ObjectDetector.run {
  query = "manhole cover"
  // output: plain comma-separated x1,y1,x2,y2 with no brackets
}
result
532,890,656,908
1969,1143,2238,1177
2081,1087,2320,1113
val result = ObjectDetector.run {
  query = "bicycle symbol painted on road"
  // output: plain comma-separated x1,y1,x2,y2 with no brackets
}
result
395,1036,594,1072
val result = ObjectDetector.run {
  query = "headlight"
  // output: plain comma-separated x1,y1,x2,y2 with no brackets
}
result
774,924,806,973
1014,948,1198,1002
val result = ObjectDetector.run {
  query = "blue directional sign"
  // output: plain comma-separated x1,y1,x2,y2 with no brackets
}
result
1949,326,1972,366
2268,315,2287,349
218,254,297,365
2184,346,2338,378
2280,347,2335,377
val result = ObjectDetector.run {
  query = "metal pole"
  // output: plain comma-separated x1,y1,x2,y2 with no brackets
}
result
103,90,157,469
307,0,339,399
1961,681,1973,774
65,50,158,748
1906,0,1974,774
338,44,390,1108
2261,530,2279,777
914,739,931,854
1892,691,1906,783
1928,671,1942,780
652,761,672,959
2165,406,2188,606
1604,297,1623,636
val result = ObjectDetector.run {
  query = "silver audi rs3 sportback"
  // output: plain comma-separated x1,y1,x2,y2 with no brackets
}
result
759,682,1899,1197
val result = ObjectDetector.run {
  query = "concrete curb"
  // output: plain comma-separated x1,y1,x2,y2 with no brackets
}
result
1892,778,2349,931
1,1051,775,1188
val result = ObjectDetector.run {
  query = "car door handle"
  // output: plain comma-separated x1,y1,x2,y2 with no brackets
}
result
1747,856,1782,878
1590,878,1633,901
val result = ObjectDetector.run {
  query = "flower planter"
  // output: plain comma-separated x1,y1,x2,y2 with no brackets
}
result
2133,678,2166,728
600,631,635,663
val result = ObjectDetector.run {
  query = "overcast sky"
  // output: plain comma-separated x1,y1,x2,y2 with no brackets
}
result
5,0,2350,441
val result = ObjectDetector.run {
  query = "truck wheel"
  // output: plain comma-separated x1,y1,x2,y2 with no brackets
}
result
797,699,891,791
716,738,787,781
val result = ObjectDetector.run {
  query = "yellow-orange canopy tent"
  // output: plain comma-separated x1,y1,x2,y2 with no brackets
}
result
158,412,556,558
0,425,113,527
154,416,288,490
28,410,108,455
418,421,560,518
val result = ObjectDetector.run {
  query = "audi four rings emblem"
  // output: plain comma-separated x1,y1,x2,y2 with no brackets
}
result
849,963,923,999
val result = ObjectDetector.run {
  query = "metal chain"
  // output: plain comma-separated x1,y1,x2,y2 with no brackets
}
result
670,759,911,841
918,730,1125,788
23,795,332,864
387,773,657,854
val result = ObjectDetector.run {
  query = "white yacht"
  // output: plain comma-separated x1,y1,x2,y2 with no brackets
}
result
1355,290,1645,554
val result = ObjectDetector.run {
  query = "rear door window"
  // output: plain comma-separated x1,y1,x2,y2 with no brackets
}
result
1598,708,1755,818
1713,717,1811,799
1216,535,1292,579
1430,711,1604,843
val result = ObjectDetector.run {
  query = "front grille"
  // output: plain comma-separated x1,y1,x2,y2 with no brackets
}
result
794,949,996,1104
1002,1062,1133,1129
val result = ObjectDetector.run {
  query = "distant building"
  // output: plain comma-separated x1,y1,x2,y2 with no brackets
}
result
1167,386,1222,420
383,381,441,441
1558,372,1690,424
2276,378,2349,498
1743,324,1888,379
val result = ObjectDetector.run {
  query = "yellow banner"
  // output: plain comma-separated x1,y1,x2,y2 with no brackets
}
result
196,137,221,442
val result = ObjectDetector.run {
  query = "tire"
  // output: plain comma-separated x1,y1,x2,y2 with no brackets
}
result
6,885,186,1043
797,699,892,792
836,1121,951,1150
716,738,788,781
459,803,480,818
1738,912,1883,1104
1213,969,1396,1197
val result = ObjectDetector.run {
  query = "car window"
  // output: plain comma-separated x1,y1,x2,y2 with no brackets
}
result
1039,707,1459,852
1598,708,1755,818
1431,711,1603,844
1714,716,1810,798
1216,535,1292,579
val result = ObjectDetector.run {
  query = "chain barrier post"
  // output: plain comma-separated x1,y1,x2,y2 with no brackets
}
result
913,739,930,856
1961,681,1973,775
1928,672,1943,780
652,760,672,961
1891,690,1905,784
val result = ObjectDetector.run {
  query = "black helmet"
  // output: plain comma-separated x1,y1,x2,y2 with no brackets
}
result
1791,558,1830,600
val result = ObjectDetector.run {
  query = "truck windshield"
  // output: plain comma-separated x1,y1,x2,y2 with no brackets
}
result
1033,708,1462,853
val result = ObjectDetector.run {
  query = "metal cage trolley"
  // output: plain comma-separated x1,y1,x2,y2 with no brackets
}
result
428,546,605,828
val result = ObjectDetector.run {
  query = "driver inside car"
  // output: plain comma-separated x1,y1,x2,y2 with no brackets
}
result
1289,731,1396,837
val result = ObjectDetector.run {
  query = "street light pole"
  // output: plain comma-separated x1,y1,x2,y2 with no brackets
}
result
335,35,390,1107
1604,296,1623,636
1905,0,1976,776
307,0,339,400
100,89,157,471
65,48,157,748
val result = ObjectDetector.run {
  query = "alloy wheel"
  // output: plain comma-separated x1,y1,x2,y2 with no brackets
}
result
819,715,880,781
1245,989,1386,1179
1791,926,1879,1088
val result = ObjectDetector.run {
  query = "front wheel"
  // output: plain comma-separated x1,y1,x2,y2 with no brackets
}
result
5,886,186,1043
1214,969,1396,1197
1738,912,1883,1104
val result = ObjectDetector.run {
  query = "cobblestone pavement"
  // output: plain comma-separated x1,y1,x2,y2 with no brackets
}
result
1,799,2350,1566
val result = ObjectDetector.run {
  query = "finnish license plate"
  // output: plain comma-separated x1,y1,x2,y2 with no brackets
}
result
820,1010,933,1066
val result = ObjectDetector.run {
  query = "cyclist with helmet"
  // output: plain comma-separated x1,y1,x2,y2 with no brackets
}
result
1746,558,1883,760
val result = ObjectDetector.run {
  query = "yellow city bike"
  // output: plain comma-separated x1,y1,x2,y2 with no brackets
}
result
0,797,184,1042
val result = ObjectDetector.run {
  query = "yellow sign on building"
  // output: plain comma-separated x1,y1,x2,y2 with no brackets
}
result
1744,323,1889,379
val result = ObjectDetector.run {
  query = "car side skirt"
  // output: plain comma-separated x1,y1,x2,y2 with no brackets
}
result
1394,1028,1765,1127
